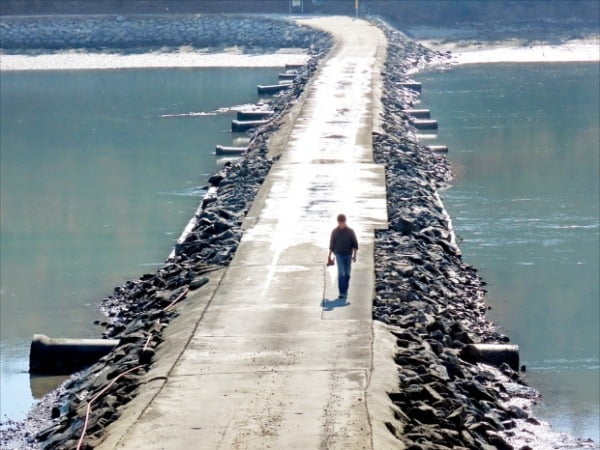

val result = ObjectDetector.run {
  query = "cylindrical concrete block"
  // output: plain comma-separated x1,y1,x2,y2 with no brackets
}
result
236,110,273,121
404,108,430,119
257,84,291,95
215,145,247,155
426,145,448,153
460,344,520,371
399,81,422,92
411,119,438,130
231,119,270,132
30,334,119,375
278,72,298,80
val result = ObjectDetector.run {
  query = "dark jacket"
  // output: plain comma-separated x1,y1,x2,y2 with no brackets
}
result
329,227,358,256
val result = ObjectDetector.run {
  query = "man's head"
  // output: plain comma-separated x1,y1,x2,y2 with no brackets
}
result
337,213,347,229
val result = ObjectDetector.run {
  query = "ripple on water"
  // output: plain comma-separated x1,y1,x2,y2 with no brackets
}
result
157,187,207,197
527,358,600,372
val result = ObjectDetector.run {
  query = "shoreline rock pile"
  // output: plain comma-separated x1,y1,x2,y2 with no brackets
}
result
0,18,331,450
371,19,545,450
0,14,323,52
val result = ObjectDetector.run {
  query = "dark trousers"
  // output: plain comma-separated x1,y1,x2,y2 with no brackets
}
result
335,254,352,296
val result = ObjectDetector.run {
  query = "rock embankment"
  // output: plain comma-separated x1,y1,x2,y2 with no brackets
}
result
0,14,322,51
0,17,331,450
371,20,546,450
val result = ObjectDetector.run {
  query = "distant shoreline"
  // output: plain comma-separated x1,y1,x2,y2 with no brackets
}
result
3,19,597,72
3,37,596,73
0,14,318,71
407,25,599,66
428,37,599,65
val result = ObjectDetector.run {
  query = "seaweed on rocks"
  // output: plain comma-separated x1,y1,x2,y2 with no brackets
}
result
0,19,333,450
370,19,552,450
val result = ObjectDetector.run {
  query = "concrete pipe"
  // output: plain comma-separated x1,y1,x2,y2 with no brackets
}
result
416,133,438,140
460,344,520,371
231,119,270,132
30,334,119,375
215,145,247,155
404,108,430,119
426,145,448,153
399,81,422,92
236,110,273,121
257,84,292,95
278,72,298,80
411,119,438,130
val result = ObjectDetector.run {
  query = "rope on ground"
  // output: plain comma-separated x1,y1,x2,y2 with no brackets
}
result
163,286,190,312
142,329,154,352
76,364,145,450
76,283,190,448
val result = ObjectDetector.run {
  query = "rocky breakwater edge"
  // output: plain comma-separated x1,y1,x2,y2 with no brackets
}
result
0,19,332,450
0,14,324,53
370,20,596,450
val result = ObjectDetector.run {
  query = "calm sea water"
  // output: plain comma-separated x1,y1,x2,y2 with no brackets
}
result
419,63,599,441
0,67,280,420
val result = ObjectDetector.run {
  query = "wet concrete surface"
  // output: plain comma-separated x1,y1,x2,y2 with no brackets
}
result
98,16,390,450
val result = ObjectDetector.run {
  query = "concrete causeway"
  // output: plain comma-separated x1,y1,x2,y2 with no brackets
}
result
100,17,393,449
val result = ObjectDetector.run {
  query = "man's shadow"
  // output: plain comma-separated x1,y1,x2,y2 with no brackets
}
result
321,297,351,311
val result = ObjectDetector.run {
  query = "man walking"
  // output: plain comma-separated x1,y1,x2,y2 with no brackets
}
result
328,214,358,299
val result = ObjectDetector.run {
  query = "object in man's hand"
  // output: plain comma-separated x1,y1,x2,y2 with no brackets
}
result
327,257,334,266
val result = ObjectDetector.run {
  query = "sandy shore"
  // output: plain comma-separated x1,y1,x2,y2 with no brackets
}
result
433,37,598,65
0,14,320,71
408,25,599,66
0,50,309,71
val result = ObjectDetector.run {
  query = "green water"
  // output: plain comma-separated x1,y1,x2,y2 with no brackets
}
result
419,63,599,441
0,67,280,420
